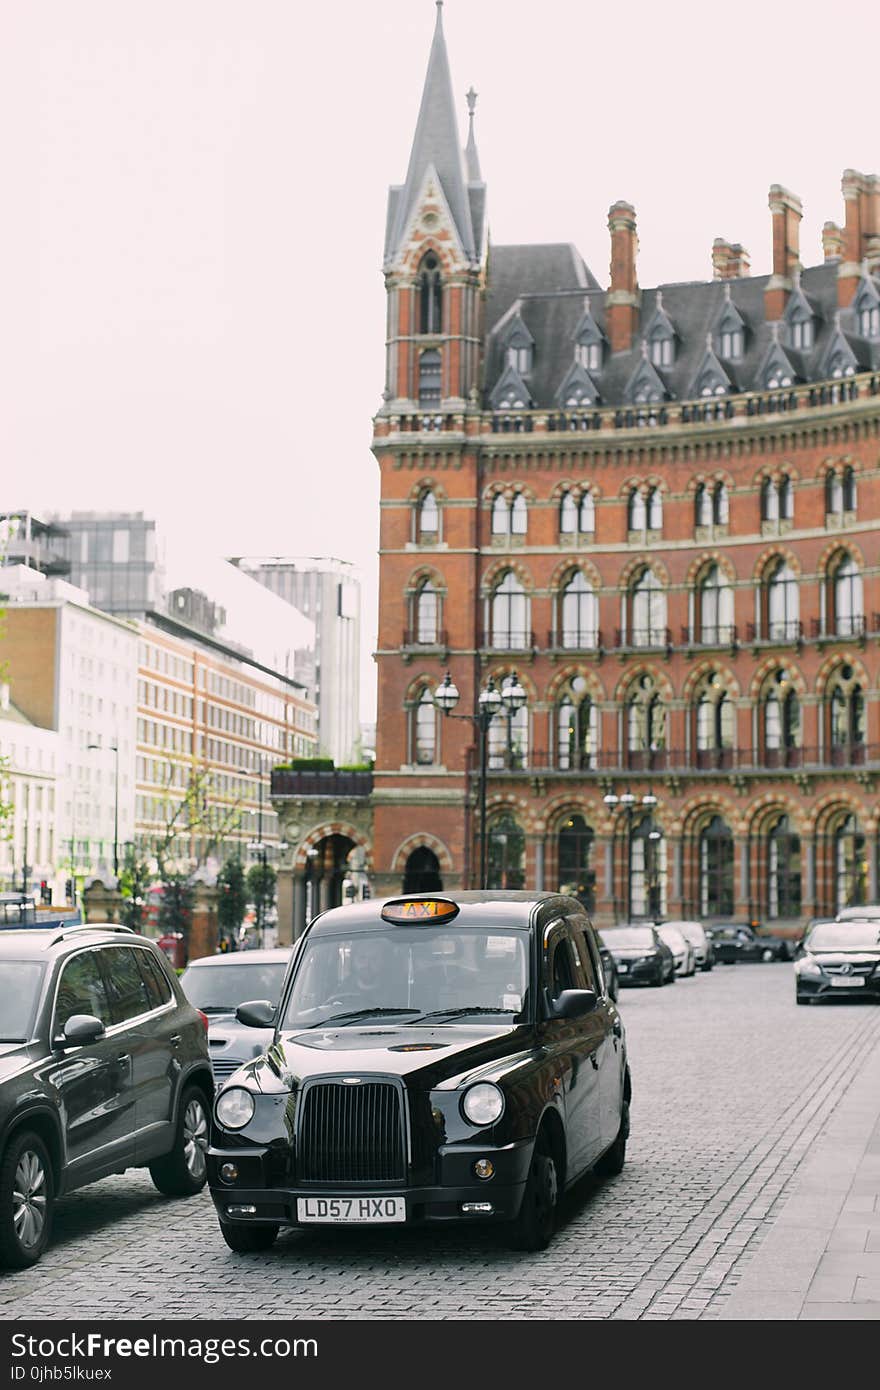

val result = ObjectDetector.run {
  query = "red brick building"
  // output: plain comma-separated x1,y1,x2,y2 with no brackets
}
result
368,5,880,930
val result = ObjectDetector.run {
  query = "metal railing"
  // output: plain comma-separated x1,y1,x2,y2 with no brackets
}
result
402,627,449,648
484,743,877,775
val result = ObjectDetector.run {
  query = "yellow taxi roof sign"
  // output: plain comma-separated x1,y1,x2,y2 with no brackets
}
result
381,897,460,925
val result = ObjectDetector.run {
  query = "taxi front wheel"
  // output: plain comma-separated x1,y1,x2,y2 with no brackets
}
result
219,1221,279,1253
507,1141,558,1252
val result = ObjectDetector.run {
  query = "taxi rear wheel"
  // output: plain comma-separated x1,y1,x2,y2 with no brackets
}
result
508,1140,558,1252
219,1221,279,1253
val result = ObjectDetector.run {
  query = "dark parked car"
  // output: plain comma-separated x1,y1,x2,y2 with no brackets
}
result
598,924,675,987
208,891,630,1254
0,924,213,1269
794,919,880,1004
179,947,295,1084
708,923,793,964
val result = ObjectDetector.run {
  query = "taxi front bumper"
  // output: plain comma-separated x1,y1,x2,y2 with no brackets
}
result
207,1139,533,1228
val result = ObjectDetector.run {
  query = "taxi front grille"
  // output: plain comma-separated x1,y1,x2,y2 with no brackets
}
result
297,1080,406,1184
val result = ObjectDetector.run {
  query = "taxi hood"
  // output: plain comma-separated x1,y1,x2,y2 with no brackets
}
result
243,1022,534,1094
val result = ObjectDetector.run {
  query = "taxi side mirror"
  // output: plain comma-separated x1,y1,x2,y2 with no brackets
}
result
235,999,277,1028
550,989,598,1020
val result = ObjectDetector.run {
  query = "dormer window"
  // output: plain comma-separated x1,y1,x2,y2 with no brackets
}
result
418,252,443,335
507,344,532,373
634,381,662,404
650,331,673,368
719,328,744,359
698,373,727,398
860,302,880,338
576,342,602,371
790,316,813,351
503,313,534,377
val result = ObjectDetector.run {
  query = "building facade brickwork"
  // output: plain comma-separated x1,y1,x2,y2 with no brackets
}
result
366,7,880,929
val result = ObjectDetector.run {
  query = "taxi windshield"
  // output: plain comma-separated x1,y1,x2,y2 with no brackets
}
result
280,926,529,1029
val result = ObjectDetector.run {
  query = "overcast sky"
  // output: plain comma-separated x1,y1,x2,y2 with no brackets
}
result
3,0,877,724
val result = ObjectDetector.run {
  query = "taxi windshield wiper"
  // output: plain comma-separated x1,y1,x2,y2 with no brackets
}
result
308,1007,423,1028
406,1006,514,1024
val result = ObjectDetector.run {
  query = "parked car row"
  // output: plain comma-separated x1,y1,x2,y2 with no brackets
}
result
598,920,715,988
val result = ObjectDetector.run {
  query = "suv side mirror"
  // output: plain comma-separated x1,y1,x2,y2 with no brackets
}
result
550,989,598,1021
236,999,277,1028
57,1014,106,1049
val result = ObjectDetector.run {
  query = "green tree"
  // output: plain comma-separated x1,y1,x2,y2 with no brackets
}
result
157,871,195,963
217,855,247,948
119,844,153,933
246,860,276,947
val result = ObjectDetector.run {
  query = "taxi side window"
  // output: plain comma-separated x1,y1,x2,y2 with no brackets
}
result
54,951,113,1034
545,930,576,1001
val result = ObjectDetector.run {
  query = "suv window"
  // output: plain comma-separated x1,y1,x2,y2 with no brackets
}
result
54,951,113,1033
99,946,152,1024
135,947,174,1008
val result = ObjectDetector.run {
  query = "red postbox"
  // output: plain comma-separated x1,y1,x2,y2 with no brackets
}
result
156,932,185,969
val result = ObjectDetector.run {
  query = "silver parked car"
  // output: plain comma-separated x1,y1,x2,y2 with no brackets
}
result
656,924,697,977
178,947,294,1083
663,919,714,972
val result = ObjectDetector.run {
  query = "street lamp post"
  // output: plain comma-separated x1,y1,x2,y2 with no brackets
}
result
434,670,527,890
603,788,658,922
87,741,120,880
247,758,269,948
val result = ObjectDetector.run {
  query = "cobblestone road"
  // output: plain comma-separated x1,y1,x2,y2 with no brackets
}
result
3,964,880,1320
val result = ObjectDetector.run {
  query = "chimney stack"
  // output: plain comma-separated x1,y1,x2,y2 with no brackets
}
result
712,238,750,279
765,185,802,319
607,201,639,353
838,170,880,300
822,221,843,262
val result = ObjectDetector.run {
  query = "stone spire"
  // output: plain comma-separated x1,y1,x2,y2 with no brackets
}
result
387,1,476,261
465,86,482,182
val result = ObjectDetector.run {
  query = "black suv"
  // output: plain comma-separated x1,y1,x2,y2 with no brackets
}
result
0,924,214,1269
208,891,630,1254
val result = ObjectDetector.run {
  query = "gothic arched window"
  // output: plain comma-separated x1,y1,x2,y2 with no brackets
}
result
489,571,529,649
834,814,867,911
560,492,578,534
630,569,667,648
557,815,596,904
626,674,666,767
411,686,437,765
560,572,598,649
418,349,441,406
831,555,864,637
767,816,801,920
556,679,599,770
827,664,865,761
418,252,443,335
765,560,799,641
699,815,734,917
487,812,526,890
698,564,734,644
414,580,438,644
628,489,647,531
417,488,439,537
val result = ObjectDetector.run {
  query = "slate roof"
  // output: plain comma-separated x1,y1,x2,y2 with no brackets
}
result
483,254,880,408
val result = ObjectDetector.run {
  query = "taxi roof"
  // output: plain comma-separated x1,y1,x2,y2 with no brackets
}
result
307,891,583,935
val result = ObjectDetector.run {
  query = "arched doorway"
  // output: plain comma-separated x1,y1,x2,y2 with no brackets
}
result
403,846,443,894
305,833,360,921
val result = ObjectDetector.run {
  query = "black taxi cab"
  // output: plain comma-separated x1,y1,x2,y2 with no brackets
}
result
207,891,630,1254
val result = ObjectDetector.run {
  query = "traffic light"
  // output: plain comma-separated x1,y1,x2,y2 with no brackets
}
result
40,880,51,905
65,879,74,901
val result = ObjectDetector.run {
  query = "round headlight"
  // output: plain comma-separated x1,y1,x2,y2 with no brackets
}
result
461,1082,505,1127
215,1087,256,1130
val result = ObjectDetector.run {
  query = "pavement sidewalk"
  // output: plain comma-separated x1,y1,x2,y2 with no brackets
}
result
717,1024,880,1319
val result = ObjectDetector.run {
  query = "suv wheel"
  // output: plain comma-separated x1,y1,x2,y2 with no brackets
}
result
149,1086,209,1197
219,1222,279,1253
507,1135,558,1252
0,1131,54,1270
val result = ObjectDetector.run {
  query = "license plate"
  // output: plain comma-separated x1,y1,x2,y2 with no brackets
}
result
618,963,629,973
831,976,864,987
297,1196,406,1224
